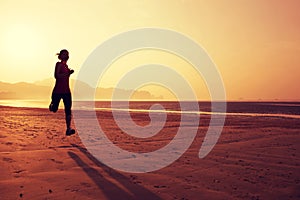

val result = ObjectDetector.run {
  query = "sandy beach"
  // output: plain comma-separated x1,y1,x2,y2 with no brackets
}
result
0,105,299,200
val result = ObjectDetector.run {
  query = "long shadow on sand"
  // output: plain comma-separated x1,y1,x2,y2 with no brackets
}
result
68,144,161,200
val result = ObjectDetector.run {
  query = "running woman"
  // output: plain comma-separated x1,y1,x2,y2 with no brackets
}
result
49,49,75,136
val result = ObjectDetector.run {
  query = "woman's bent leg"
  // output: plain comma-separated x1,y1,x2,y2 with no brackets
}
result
50,93,61,112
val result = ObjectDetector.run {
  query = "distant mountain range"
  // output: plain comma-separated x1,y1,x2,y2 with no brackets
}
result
0,79,160,100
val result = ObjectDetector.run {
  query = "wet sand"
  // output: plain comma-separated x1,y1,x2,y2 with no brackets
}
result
0,106,299,199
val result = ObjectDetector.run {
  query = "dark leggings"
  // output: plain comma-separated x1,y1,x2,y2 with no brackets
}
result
51,93,72,116
51,93,72,129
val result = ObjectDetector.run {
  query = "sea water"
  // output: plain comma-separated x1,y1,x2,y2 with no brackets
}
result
1,100,299,119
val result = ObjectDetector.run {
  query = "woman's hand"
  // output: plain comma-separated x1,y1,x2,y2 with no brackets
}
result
69,69,74,75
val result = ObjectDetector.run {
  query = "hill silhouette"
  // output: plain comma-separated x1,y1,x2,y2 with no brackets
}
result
0,79,159,100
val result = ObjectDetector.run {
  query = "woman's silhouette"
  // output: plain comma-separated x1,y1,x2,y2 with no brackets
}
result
49,49,75,136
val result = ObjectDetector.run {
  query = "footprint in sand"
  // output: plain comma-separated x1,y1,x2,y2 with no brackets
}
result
3,157,16,163
14,169,26,174
50,158,63,164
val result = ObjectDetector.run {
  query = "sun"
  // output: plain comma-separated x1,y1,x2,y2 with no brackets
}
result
2,23,42,60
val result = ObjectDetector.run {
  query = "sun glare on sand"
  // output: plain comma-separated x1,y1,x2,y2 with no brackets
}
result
2,24,42,61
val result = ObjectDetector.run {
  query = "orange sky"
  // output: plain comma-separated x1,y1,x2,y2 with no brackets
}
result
0,0,299,101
